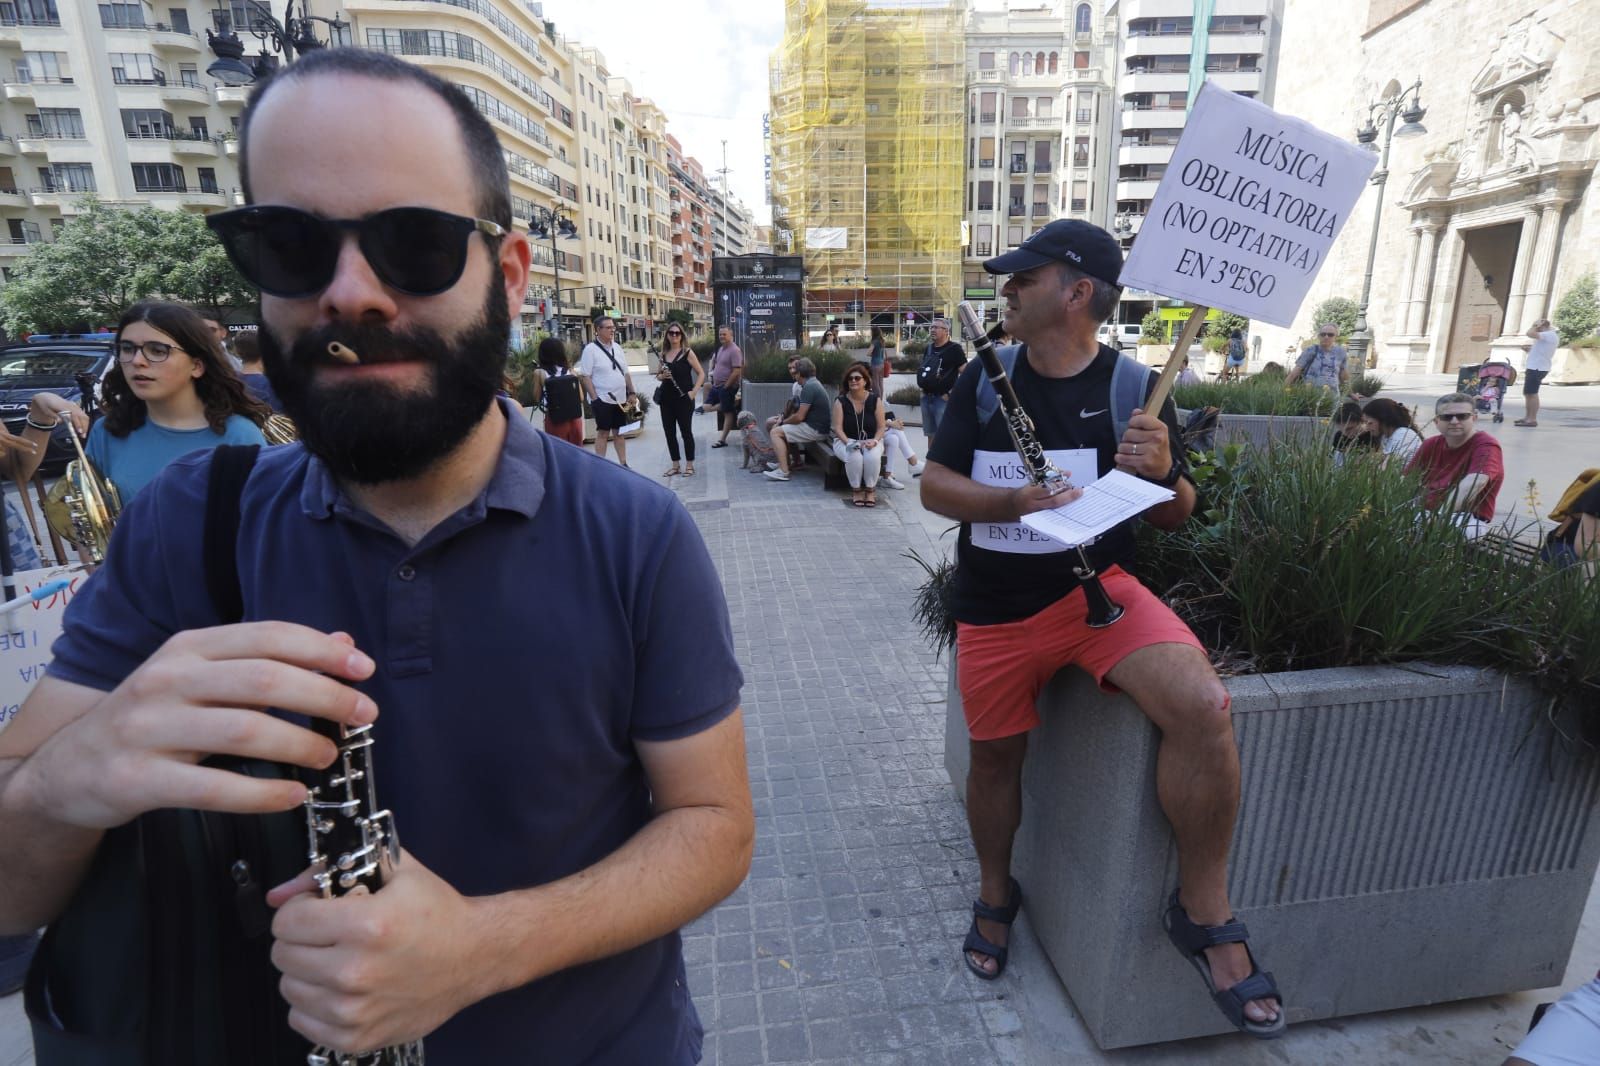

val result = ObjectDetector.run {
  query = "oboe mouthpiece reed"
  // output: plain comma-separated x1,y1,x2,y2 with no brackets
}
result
327,342,360,364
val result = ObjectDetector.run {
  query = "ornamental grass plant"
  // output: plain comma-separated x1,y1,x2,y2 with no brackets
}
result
1136,441,1600,742
1173,375,1345,417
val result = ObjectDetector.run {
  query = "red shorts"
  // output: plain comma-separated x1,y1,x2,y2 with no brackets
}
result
544,416,584,446
955,566,1204,741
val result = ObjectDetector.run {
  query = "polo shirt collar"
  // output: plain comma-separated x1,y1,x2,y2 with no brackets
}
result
300,398,546,522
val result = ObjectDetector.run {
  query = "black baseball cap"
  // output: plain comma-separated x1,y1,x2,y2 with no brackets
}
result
983,219,1123,286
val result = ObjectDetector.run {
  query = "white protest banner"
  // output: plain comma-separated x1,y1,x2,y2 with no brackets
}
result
0,566,87,735
805,226,848,250
1119,79,1377,327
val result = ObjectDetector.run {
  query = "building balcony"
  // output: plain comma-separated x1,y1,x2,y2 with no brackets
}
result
158,82,209,107
127,130,218,158
1118,107,1186,131
1116,178,1161,201
1124,34,1192,59
0,237,40,255
971,69,1004,84
4,76,77,103
0,15,61,44
1209,31,1265,52
213,84,249,106
1118,143,1174,167
1121,70,1190,94
0,188,25,205
1008,113,1060,131
147,24,202,54
1204,69,1263,92
0,136,14,157
181,190,228,209
16,134,85,155
1009,158,1027,174
27,188,92,210
1031,203,1050,218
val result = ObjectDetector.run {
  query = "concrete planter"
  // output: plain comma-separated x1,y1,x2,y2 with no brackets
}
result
740,381,838,428
1178,410,1327,450
944,657,1600,1049
1550,345,1600,385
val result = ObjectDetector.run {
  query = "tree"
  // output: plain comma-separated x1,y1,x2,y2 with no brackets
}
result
1139,310,1166,343
0,198,255,335
664,309,693,329
1213,311,1249,337
1310,296,1359,340
1552,273,1599,345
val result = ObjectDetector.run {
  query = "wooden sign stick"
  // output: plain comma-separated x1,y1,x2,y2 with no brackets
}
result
1144,303,1210,414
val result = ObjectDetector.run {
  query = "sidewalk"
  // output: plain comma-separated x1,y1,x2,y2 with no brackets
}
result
2,390,1595,1065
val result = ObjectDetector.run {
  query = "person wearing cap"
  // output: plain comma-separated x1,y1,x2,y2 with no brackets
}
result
920,219,1285,1039
915,318,968,447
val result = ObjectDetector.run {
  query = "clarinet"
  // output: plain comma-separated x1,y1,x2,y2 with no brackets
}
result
301,717,426,1066
955,302,1125,628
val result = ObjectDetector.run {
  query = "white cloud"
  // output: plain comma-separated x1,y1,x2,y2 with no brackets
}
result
545,1,785,225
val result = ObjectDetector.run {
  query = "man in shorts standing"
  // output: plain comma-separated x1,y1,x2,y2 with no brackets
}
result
1517,318,1558,427
707,326,744,448
579,315,637,466
920,219,1284,1039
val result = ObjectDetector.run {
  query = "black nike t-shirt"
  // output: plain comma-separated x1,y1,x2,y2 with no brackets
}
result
926,344,1187,626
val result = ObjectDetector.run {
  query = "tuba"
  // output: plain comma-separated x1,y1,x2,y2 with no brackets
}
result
41,420,121,565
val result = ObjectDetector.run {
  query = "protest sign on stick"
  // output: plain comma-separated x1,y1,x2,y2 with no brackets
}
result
1120,80,1377,331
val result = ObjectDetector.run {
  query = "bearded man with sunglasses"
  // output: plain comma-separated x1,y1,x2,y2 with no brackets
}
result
0,49,751,1066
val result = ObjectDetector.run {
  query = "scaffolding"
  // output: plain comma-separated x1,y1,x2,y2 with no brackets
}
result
769,0,966,324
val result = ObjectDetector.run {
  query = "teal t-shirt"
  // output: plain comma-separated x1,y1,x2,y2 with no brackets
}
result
86,414,267,502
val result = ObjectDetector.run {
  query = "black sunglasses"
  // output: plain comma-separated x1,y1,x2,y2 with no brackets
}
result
1438,412,1474,422
206,205,506,298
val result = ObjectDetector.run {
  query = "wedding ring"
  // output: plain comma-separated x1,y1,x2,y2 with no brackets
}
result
1133,443,1139,456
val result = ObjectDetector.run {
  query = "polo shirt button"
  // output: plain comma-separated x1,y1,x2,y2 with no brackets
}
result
397,564,416,581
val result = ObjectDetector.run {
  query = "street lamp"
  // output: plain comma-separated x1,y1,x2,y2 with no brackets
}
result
528,204,579,337
205,1,350,86
1347,79,1426,372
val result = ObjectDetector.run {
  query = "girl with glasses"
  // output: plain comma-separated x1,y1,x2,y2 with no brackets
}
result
832,364,886,507
43,302,269,503
654,326,704,477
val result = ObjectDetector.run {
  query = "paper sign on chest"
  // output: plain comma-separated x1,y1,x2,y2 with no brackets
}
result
1118,80,1377,327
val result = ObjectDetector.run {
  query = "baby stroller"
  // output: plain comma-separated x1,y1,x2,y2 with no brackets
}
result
1454,361,1517,423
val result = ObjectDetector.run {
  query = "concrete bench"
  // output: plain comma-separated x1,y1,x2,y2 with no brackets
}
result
802,440,850,491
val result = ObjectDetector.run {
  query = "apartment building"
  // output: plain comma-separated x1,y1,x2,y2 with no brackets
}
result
962,0,1117,316
1111,0,1282,251
664,132,713,332
0,0,727,345
707,182,754,259
0,0,291,282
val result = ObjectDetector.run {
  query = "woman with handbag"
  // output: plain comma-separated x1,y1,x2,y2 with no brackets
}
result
654,325,704,477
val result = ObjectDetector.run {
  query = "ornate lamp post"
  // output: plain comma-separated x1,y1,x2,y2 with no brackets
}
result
205,1,349,85
1347,80,1427,372
529,204,579,337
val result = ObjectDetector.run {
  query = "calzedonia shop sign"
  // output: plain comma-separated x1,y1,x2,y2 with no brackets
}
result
964,286,996,300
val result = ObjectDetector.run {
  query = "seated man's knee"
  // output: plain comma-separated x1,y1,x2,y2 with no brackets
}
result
1177,680,1233,740
969,734,1027,779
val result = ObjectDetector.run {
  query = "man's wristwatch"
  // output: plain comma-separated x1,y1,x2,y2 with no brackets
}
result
1150,459,1183,488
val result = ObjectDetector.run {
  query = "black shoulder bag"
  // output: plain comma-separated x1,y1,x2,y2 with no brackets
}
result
26,445,311,1066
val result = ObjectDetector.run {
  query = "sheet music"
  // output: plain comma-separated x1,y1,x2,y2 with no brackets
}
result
1019,469,1175,548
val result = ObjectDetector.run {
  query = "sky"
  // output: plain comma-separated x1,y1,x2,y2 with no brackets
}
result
543,0,787,226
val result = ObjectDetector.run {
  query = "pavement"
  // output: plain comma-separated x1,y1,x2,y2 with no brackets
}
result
1,371,1596,1065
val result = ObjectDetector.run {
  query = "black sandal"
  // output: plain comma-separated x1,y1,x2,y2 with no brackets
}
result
1163,888,1286,1039
962,877,1022,981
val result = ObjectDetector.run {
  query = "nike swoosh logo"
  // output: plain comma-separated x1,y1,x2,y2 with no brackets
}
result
1080,408,1108,419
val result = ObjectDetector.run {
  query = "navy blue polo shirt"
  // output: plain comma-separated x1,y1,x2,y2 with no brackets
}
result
48,403,743,1065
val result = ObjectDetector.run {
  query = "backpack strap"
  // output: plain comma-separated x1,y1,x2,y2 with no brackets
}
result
975,344,1022,429
1110,352,1156,443
204,444,262,625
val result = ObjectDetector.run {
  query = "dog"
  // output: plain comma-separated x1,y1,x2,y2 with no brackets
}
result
737,412,779,471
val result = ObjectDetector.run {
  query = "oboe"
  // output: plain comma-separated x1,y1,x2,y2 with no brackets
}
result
294,343,421,1065
301,715,426,1066
955,302,1124,628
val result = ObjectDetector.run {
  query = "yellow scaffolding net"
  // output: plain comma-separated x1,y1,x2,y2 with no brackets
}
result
769,0,965,322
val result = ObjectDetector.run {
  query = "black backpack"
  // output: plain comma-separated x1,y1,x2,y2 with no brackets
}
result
916,346,944,393
544,370,584,422
26,446,311,1066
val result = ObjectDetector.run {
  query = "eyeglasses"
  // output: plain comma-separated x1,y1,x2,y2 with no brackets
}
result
1318,333,1336,338
1437,412,1475,422
206,205,506,298
665,329,683,336
117,339,183,363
